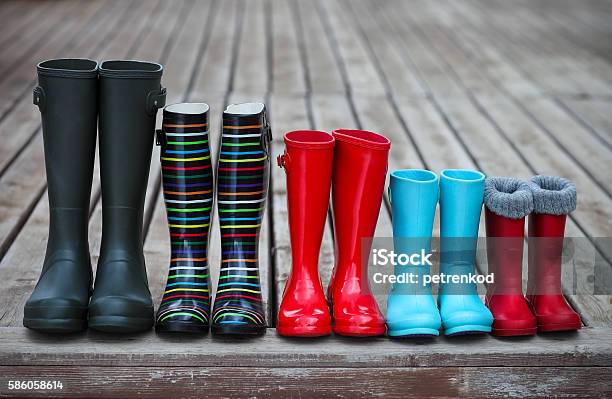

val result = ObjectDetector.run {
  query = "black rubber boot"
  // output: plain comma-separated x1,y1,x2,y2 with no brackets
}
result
88,60,166,333
155,103,212,334
211,103,271,336
24,59,99,333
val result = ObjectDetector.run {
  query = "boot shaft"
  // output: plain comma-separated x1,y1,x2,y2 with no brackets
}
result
527,213,567,295
483,177,533,295
389,169,438,295
439,169,484,296
527,175,577,296
98,60,165,209
36,59,98,210
280,130,334,279
331,129,390,282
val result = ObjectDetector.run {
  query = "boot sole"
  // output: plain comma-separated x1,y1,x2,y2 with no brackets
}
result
333,324,386,337
388,327,440,337
492,327,537,337
445,324,491,336
156,320,209,334
276,325,332,337
211,324,266,336
23,317,86,333
538,322,581,333
88,316,153,333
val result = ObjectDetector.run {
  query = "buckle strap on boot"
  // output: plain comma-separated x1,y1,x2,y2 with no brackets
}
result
33,86,46,113
146,86,167,116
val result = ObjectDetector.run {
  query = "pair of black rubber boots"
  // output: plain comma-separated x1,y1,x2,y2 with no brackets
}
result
23,58,166,333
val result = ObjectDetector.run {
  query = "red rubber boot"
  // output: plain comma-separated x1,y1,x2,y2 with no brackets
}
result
277,131,334,337
484,177,537,336
329,129,389,337
527,175,581,332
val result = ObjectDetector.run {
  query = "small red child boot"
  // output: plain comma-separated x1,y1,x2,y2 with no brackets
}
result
527,175,581,332
277,131,334,337
484,177,537,336
328,129,389,337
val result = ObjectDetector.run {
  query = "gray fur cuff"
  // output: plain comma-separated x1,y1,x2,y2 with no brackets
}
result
484,177,533,219
530,175,577,215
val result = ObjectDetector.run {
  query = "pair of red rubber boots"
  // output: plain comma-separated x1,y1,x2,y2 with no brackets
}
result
276,129,390,337
484,176,582,336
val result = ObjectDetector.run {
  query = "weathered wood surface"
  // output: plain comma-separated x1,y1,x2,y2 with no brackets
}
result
1,366,610,399
0,326,610,367
0,0,611,396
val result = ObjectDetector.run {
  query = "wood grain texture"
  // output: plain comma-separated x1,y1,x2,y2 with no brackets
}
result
0,3,611,391
1,366,610,398
0,326,610,367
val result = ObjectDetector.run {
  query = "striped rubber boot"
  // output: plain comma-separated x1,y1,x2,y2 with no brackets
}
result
155,103,212,333
211,102,271,336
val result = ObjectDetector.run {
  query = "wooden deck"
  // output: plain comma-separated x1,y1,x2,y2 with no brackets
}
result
0,0,611,397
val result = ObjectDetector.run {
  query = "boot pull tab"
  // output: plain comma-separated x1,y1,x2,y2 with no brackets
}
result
155,128,167,147
146,86,167,116
261,108,273,156
277,150,290,171
33,86,46,113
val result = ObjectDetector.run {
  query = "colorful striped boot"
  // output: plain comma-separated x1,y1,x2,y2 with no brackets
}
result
211,103,271,336
155,103,213,333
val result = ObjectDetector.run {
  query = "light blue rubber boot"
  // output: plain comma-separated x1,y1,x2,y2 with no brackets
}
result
438,169,493,336
386,170,441,337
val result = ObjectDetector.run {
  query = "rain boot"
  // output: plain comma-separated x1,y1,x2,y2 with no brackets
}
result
329,129,389,337
24,59,98,333
88,60,166,333
527,175,581,332
438,169,493,336
155,103,212,333
277,130,334,337
484,177,537,336
386,169,441,337
211,103,271,336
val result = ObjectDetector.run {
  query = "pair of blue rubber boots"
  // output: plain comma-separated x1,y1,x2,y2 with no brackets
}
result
386,169,493,337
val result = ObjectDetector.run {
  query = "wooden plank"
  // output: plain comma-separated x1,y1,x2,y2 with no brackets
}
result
318,0,385,95
0,1,56,52
294,0,344,93
0,1,105,119
0,366,610,398
0,326,610,367
493,0,612,92
342,0,427,98
371,0,464,98
557,97,612,149
232,0,269,94
270,0,306,95
456,0,612,96
190,0,239,99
